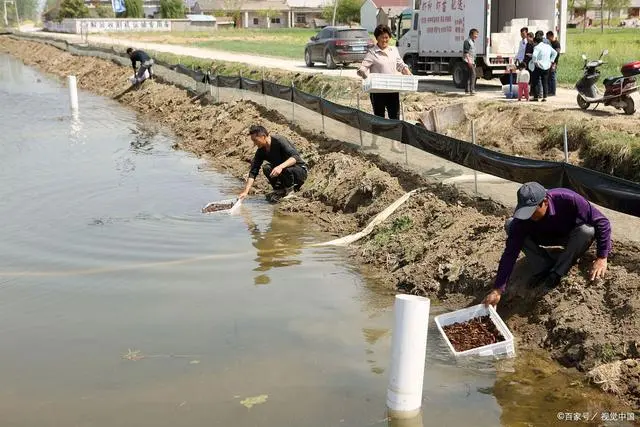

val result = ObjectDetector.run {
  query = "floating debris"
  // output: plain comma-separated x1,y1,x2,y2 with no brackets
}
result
122,348,144,361
240,394,268,409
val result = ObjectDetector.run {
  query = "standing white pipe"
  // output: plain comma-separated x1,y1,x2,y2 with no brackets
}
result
387,294,430,419
67,75,78,111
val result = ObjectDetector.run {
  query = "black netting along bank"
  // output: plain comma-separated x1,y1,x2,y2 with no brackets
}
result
9,33,639,218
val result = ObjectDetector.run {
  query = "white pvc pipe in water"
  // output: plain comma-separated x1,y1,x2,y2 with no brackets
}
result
387,294,430,419
67,75,78,111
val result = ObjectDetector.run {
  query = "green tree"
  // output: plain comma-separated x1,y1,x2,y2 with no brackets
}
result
568,0,575,20
58,0,89,20
222,0,243,25
160,0,186,18
578,0,596,32
604,0,630,25
120,0,143,18
16,0,38,21
322,0,362,25
96,5,115,17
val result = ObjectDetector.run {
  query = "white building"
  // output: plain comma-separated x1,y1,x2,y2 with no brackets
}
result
360,0,408,32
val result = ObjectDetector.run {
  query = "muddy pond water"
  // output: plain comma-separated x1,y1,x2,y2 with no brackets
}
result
0,54,634,427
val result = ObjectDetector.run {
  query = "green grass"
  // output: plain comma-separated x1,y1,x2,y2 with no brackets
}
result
559,28,640,85
195,28,315,59
115,28,318,59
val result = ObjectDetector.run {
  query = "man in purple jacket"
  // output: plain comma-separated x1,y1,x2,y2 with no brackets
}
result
483,182,612,307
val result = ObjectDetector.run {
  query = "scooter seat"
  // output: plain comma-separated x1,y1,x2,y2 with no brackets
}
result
603,76,624,86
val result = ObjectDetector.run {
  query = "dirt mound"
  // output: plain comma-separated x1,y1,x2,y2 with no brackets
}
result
437,101,640,182
4,36,639,409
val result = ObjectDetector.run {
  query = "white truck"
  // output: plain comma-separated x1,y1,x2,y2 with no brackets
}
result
396,0,568,88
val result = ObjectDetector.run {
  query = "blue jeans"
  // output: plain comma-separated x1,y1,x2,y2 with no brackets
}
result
548,67,557,96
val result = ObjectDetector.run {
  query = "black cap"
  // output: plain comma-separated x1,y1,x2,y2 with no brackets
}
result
514,182,547,220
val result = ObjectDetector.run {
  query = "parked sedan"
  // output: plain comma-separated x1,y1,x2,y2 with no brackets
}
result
304,26,373,69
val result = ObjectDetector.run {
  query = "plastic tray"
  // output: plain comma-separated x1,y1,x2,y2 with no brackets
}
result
362,73,419,93
434,304,515,358
201,198,242,215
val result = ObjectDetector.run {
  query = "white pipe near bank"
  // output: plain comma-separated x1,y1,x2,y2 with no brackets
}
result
67,75,78,111
386,294,430,419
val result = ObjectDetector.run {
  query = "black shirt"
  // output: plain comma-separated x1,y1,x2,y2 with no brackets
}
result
249,135,306,179
550,40,561,64
524,42,534,66
130,50,151,68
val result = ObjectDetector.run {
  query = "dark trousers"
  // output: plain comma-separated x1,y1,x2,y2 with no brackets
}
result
262,164,307,191
466,64,476,93
505,218,595,277
548,67,557,96
531,67,549,99
369,92,400,119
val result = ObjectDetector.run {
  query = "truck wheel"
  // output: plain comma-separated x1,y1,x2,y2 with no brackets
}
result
452,62,466,89
622,96,635,115
577,94,590,110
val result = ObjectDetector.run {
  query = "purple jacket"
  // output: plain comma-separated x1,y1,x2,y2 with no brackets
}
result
495,188,612,292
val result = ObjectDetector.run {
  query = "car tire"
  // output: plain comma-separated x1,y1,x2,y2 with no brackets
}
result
304,49,314,67
325,51,337,69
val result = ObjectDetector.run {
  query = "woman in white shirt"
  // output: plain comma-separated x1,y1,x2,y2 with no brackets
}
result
357,24,411,151
357,24,411,120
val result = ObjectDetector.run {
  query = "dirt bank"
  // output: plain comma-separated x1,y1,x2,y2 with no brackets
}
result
2,36,639,410
434,101,640,183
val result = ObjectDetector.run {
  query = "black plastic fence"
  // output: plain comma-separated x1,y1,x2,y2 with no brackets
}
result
9,34,640,218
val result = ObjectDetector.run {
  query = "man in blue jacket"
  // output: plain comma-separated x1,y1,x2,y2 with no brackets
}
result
483,182,612,307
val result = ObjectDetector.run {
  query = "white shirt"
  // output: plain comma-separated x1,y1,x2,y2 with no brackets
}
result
516,69,530,84
516,38,527,62
358,45,408,77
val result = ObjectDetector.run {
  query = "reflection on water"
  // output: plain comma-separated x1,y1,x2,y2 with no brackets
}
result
0,53,632,427
241,208,307,285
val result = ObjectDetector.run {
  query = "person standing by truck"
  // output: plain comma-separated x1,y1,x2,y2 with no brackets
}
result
463,29,479,95
357,24,412,152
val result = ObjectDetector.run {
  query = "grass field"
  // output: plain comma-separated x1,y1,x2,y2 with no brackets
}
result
113,27,640,84
116,28,316,59
558,28,640,85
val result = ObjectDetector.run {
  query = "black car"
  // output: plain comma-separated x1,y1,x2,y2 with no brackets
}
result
304,26,373,69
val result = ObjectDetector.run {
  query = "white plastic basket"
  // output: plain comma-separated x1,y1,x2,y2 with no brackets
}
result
201,198,242,215
362,73,419,93
434,304,515,358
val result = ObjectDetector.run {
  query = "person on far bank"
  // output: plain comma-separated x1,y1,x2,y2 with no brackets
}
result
126,48,154,82
463,28,479,95
546,31,561,96
238,125,308,202
357,24,411,153
483,182,612,307
528,35,557,101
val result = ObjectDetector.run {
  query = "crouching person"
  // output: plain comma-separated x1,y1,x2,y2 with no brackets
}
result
483,182,612,307
126,48,154,83
239,125,308,202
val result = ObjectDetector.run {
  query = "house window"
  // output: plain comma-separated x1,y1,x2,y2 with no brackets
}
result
253,17,259,25
296,14,306,24
271,17,281,24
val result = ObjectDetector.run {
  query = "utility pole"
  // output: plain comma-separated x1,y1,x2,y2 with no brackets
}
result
3,0,8,27
332,0,338,25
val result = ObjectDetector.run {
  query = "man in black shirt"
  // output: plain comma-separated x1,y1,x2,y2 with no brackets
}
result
546,31,561,96
126,48,154,83
239,125,308,202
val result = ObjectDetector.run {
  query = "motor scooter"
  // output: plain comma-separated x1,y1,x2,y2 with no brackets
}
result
575,49,640,115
